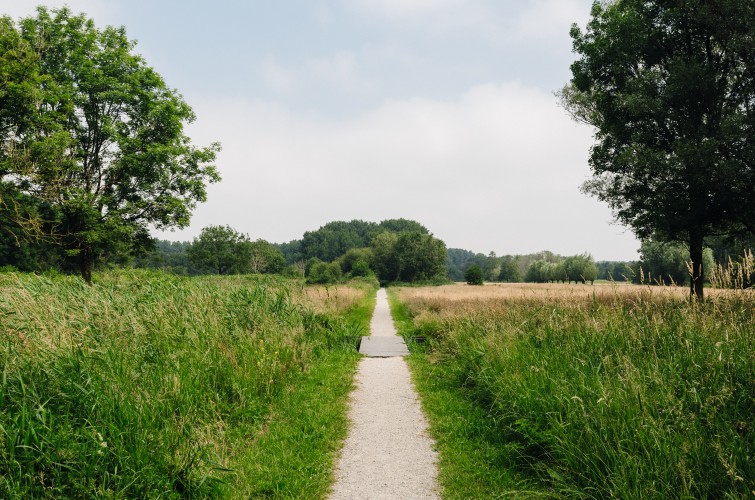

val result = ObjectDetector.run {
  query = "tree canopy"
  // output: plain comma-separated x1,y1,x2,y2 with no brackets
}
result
0,7,219,282
563,0,755,299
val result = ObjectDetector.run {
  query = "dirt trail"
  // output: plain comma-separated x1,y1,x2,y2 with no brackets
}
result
329,289,440,499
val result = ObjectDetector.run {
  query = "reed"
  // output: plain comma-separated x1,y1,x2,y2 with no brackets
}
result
0,269,373,498
395,282,753,498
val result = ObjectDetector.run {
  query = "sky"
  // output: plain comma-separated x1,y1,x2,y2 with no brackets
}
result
2,0,641,260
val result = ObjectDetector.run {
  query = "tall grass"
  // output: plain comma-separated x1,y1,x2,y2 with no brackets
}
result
0,270,370,498
395,285,753,498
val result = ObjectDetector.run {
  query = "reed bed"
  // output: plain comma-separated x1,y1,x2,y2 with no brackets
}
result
0,269,371,498
394,283,753,498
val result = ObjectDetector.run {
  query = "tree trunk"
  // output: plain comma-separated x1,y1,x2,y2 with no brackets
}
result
79,246,93,285
689,231,704,301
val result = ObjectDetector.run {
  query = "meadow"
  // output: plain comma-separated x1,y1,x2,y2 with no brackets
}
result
391,283,753,499
0,270,375,498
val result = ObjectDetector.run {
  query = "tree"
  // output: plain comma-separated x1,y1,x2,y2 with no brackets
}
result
464,264,484,285
563,0,755,299
187,226,249,275
370,231,447,284
0,8,219,282
497,255,522,282
563,254,598,284
247,239,285,274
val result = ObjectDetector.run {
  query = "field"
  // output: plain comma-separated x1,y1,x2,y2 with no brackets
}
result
391,283,754,499
0,270,375,498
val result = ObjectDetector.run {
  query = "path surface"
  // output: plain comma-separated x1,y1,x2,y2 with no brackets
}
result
330,289,440,500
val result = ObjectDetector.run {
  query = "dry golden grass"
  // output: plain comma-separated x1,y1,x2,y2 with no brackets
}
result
396,281,739,304
299,283,372,316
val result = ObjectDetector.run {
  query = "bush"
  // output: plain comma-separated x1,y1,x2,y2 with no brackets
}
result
464,265,484,285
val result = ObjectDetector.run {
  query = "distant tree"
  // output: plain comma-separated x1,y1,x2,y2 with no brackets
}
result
306,261,342,284
525,260,549,283
247,239,285,274
378,218,429,234
337,247,374,277
564,254,598,284
497,256,522,282
371,231,446,284
464,264,484,285
0,8,220,282
370,232,400,282
639,239,714,285
187,226,250,275
563,0,755,299
300,220,381,262
549,261,567,283
275,240,303,265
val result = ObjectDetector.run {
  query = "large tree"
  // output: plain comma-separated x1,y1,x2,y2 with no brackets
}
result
0,7,220,282
563,0,755,299
187,225,250,275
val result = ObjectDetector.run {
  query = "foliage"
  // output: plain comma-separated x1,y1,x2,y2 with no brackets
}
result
497,255,522,282
336,247,374,278
639,238,714,285
394,285,754,498
0,8,220,282
306,261,343,284
371,231,447,284
187,225,250,275
464,264,484,285
563,0,755,299
247,239,285,274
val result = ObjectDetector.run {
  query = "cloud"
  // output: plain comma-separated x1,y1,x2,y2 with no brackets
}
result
165,82,639,260
258,51,367,95
258,56,297,93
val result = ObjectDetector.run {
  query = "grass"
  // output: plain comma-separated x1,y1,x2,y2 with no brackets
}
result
0,269,376,498
390,283,754,499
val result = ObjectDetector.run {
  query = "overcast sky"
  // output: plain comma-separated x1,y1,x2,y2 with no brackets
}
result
3,0,641,260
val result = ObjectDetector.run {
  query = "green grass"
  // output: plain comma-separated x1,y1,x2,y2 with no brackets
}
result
390,288,754,499
0,270,375,498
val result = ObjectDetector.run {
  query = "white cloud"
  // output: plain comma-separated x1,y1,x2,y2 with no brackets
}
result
165,82,639,260
258,56,297,93
258,51,368,95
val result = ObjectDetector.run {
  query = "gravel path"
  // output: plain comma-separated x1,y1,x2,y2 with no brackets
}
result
330,289,440,500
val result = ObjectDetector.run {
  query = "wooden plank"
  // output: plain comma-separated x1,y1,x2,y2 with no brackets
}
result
358,336,410,357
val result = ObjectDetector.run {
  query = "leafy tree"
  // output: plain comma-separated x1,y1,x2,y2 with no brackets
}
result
300,220,381,262
337,247,374,277
247,239,285,274
563,254,598,284
371,231,447,284
563,0,755,299
464,264,484,285
525,260,550,283
306,261,342,284
639,238,714,285
370,232,400,282
187,226,249,275
378,218,429,234
0,8,219,282
497,255,522,282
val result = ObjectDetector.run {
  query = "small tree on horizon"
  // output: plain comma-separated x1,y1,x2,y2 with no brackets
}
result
465,264,484,286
